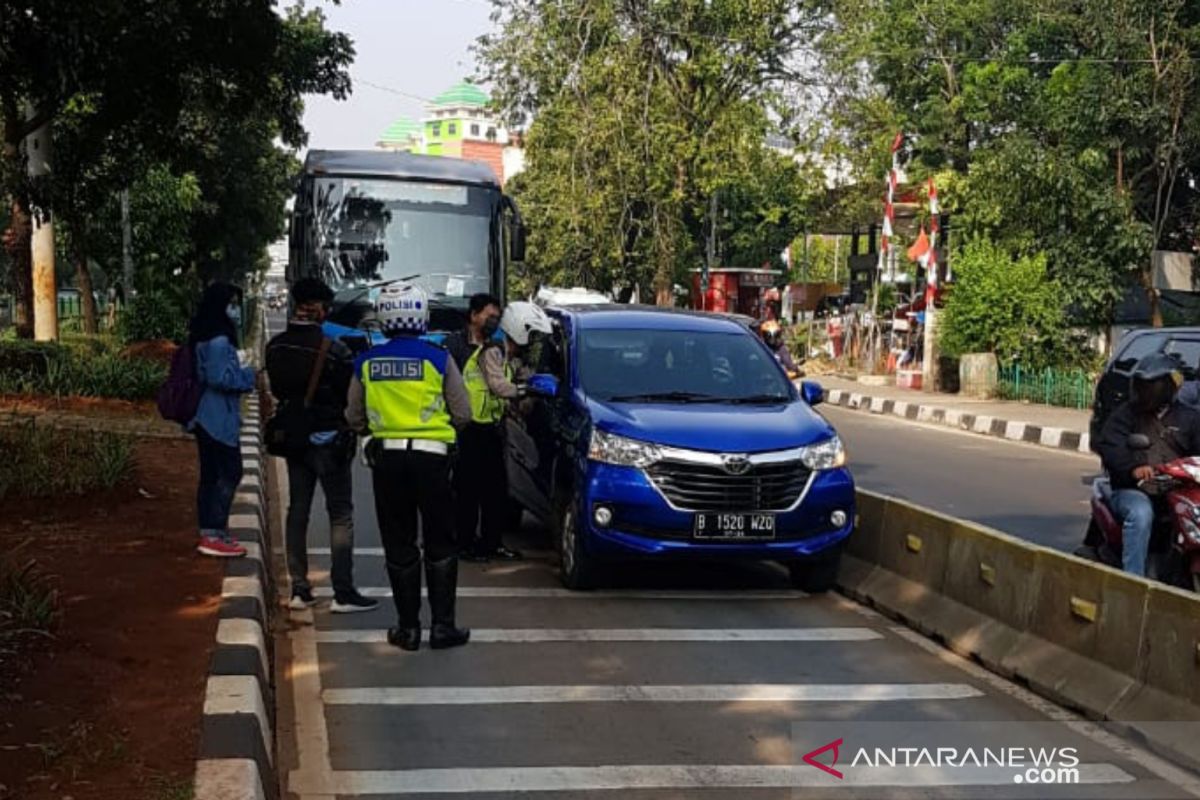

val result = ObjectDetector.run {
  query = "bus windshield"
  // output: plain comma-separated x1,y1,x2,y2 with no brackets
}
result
309,176,497,302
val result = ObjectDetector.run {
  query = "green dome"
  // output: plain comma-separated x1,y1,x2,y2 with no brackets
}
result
378,116,422,144
432,81,490,109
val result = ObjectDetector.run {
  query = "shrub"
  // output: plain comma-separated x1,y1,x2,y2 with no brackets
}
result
0,340,167,401
119,291,189,344
939,239,1091,371
0,424,135,499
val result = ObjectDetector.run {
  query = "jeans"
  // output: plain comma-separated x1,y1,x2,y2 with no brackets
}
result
1110,489,1154,577
453,423,510,553
286,439,355,596
196,425,243,535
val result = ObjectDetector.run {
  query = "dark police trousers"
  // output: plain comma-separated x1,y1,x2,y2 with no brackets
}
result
371,448,458,628
454,422,510,553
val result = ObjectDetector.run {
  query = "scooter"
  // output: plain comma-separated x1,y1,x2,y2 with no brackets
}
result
1077,434,1200,592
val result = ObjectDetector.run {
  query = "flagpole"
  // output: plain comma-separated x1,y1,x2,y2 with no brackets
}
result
922,179,941,391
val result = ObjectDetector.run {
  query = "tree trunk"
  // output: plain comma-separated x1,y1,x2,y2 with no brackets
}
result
4,198,33,338
74,244,99,335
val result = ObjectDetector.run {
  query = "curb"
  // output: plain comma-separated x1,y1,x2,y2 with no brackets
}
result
193,394,277,800
824,388,1092,455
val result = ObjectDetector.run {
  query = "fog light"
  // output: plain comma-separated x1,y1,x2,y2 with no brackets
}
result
831,510,848,527
594,506,613,527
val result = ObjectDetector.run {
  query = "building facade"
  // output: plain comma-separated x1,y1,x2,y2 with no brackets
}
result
376,80,524,185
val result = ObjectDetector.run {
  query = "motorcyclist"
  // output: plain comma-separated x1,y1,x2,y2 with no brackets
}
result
1097,352,1200,576
760,320,800,378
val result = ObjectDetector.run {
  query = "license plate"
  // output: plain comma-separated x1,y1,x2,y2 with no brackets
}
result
693,513,776,539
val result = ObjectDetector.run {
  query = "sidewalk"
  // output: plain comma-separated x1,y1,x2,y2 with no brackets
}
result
817,375,1093,454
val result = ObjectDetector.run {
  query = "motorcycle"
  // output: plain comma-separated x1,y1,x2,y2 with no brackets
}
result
1077,434,1200,592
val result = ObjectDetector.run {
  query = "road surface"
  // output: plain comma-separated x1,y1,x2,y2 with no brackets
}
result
823,405,1098,552
267,312,1197,799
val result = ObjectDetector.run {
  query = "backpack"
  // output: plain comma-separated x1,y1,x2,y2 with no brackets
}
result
264,337,331,458
157,343,203,425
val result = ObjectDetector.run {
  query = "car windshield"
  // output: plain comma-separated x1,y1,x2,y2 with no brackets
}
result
309,177,497,304
578,327,792,403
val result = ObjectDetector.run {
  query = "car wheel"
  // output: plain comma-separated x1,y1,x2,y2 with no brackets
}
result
557,495,595,591
788,544,843,593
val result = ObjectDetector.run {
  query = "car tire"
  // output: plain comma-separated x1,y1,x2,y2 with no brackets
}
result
788,544,843,593
557,494,596,591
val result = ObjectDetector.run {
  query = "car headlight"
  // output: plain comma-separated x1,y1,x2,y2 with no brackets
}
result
800,435,846,470
588,429,662,468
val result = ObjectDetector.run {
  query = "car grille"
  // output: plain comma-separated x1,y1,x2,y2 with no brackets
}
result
645,459,812,512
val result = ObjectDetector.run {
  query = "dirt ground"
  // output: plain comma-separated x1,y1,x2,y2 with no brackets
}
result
0,394,159,420
0,438,222,800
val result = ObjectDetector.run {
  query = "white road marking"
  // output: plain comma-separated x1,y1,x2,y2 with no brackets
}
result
310,627,882,644
323,683,984,706
295,763,1134,795
888,626,1200,798
309,546,557,559
310,586,807,600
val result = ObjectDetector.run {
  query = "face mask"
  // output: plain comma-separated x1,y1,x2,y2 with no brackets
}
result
481,315,500,338
226,304,242,325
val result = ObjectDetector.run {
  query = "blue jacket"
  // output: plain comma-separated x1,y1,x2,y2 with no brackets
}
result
189,335,256,447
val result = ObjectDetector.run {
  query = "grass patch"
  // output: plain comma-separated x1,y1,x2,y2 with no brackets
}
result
0,542,60,653
0,424,136,499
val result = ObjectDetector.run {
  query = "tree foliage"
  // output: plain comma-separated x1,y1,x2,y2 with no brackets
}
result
939,239,1080,370
0,1,353,337
478,0,822,298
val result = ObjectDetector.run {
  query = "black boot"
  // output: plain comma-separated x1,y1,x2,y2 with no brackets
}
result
425,556,470,649
385,558,422,651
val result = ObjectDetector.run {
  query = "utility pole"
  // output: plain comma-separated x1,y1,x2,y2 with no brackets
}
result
703,191,717,310
27,115,57,342
121,188,134,299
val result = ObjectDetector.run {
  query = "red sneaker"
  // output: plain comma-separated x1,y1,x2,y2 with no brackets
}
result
197,535,247,558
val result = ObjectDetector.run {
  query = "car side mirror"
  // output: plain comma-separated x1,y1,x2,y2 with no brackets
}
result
1128,433,1151,451
511,223,528,262
801,380,825,407
527,373,559,398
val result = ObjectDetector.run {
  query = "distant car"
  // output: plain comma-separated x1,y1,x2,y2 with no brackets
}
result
505,305,854,591
535,286,613,307
1090,327,1200,445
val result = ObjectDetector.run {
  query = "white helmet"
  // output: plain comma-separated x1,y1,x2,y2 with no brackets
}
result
500,301,553,346
375,284,429,335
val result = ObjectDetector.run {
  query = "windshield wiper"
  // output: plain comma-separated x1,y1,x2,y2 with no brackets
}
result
726,394,790,405
607,391,725,403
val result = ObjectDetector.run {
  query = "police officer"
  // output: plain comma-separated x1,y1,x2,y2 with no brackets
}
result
346,285,473,650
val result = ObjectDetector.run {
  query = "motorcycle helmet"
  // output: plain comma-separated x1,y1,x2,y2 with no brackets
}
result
375,284,429,336
500,301,553,346
1130,352,1184,414
760,319,783,349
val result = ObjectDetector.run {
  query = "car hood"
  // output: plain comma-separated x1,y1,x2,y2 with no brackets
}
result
587,398,835,452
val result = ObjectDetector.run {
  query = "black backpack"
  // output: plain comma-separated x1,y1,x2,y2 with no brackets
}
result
264,337,331,458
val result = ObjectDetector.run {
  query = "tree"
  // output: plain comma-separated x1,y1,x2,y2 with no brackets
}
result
478,0,822,298
0,1,353,335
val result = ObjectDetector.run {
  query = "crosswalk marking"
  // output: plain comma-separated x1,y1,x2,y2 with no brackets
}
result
311,627,883,644
311,586,807,600
294,763,1135,795
323,683,984,705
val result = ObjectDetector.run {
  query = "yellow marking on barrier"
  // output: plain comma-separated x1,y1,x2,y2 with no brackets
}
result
979,562,996,587
905,534,923,554
1070,596,1099,623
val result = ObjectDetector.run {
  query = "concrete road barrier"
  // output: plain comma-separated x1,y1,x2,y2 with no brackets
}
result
842,489,1200,771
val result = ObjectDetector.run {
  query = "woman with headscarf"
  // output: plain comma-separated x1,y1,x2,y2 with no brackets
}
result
188,283,258,557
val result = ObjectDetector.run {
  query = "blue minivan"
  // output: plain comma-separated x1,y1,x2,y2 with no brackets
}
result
505,306,855,590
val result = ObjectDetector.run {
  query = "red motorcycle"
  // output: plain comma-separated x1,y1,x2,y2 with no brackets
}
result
1079,435,1200,592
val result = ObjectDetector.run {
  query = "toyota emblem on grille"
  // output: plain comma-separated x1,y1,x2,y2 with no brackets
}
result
721,455,752,475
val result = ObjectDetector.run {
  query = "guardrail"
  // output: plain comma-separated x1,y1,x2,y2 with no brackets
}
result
841,490,1200,771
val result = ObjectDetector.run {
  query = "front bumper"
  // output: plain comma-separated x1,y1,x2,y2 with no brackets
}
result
577,461,856,560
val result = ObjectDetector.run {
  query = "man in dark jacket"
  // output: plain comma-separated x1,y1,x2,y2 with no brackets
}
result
1097,352,1200,576
266,278,377,613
